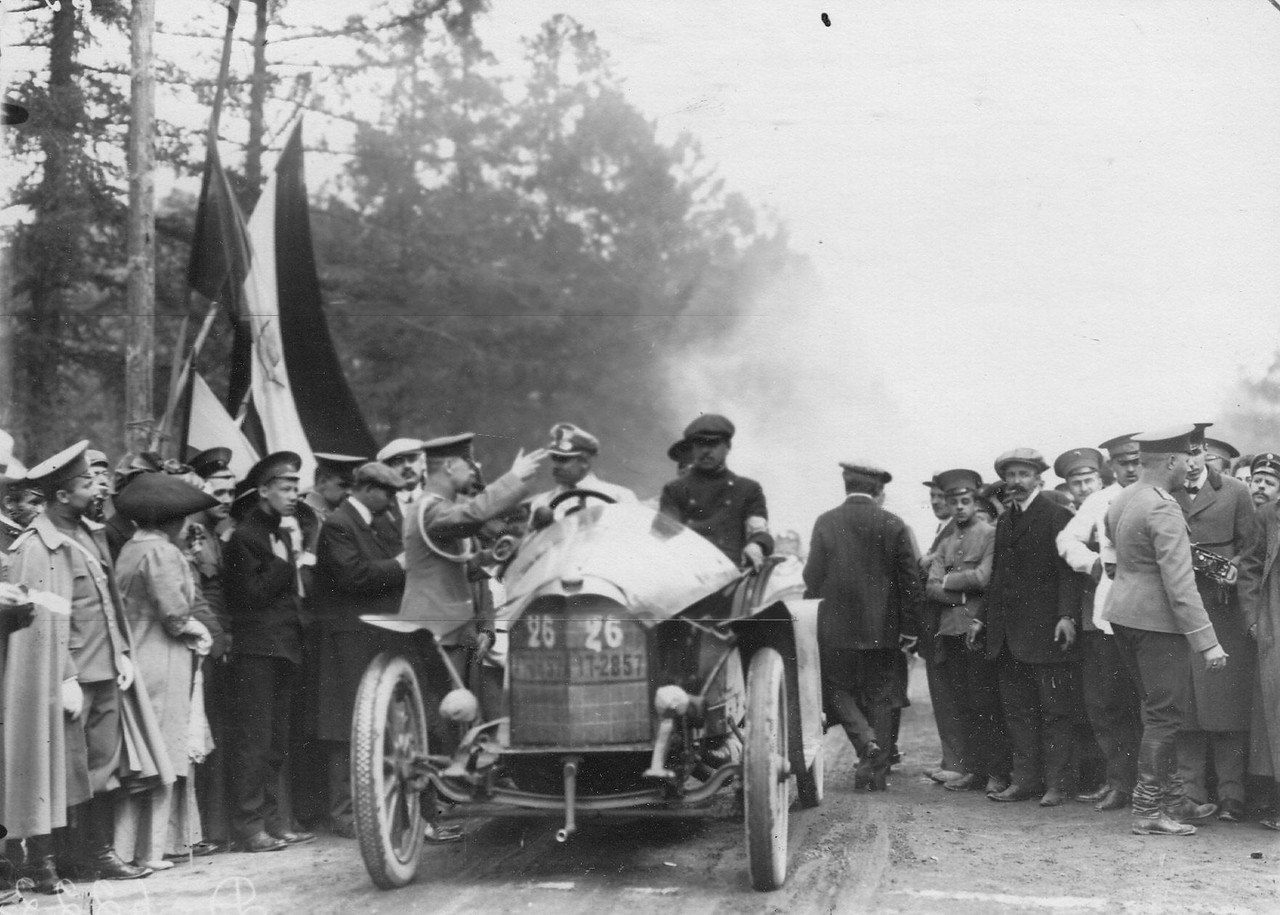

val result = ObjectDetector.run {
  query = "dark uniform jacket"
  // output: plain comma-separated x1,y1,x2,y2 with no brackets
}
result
978,491,1081,664
659,467,774,563
803,494,922,652
223,504,305,664
314,499,405,628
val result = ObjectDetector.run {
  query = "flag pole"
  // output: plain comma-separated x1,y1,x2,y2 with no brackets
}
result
152,304,220,449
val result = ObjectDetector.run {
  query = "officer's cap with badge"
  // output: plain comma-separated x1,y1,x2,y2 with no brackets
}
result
548,423,600,457
935,468,982,495
1251,452,1280,482
248,451,302,489
839,461,892,487
1133,424,1197,454
114,471,218,525
993,447,1049,478
1098,432,1140,458
376,438,425,464
189,447,234,481
313,452,367,483
1053,448,1103,481
352,461,408,492
1204,437,1239,464
422,433,475,461
25,439,93,493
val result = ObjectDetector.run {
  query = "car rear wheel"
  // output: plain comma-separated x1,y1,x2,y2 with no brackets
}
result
797,738,824,808
352,651,429,889
744,646,789,890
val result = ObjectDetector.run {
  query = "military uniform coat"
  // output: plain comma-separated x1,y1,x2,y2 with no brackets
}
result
1174,469,1255,731
660,467,774,563
1238,502,1280,779
1,514,91,837
400,471,529,644
926,518,995,636
1102,483,1217,652
313,498,407,741
223,505,306,664
979,493,1082,664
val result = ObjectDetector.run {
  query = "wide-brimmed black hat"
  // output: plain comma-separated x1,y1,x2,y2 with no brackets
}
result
114,471,218,524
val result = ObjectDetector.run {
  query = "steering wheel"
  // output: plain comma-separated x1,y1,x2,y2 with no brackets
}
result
547,488,617,513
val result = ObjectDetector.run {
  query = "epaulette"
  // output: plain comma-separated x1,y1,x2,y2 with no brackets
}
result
1153,487,1177,503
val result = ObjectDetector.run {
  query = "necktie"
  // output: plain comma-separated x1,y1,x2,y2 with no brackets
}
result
1186,484,1200,496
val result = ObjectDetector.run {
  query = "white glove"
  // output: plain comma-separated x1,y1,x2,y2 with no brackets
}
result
180,619,214,656
62,678,84,718
741,542,765,571
116,653,135,691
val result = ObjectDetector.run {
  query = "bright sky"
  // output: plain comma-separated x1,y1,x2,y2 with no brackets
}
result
478,0,1280,537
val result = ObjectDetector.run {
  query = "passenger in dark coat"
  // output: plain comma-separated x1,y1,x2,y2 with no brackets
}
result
312,463,409,837
973,448,1082,807
804,462,920,790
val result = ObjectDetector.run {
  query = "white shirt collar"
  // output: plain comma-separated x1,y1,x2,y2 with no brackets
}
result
1015,487,1040,511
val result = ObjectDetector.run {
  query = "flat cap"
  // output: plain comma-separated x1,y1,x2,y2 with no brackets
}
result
376,438,424,463
1097,432,1140,456
935,468,982,495
86,449,109,470
422,433,475,460
248,451,302,487
190,447,233,480
1133,424,1197,454
25,440,91,489
682,414,735,442
114,472,218,525
353,461,407,491
1204,437,1239,461
548,423,600,457
1251,453,1280,479
994,447,1048,477
839,461,892,484
1053,448,1103,480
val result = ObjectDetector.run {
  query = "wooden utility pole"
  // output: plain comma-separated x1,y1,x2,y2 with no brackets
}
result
125,0,157,454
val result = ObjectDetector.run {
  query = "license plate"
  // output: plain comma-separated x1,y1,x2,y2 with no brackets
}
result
567,650,646,681
513,611,648,683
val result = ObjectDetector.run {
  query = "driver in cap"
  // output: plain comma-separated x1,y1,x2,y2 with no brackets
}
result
528,423,636,525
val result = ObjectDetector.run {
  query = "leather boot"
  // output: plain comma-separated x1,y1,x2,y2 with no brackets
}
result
22,834,65,895
1163,774,1217,823
84,794,151,881
1130,741,1195,836
853,741,880,790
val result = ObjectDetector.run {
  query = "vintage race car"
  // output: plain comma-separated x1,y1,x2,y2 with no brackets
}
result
352,490,824,892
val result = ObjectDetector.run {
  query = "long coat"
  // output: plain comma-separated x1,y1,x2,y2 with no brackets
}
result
803,494,922,655
312,498,407,741
1174,469,1255,731
979,493,1081,664
115,531,200,775
1236,504,1280,779
400,472,529,644
2,515,91,837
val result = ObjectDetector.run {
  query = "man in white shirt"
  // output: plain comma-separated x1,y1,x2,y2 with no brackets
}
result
1056,433,1144,811
528,423,635,524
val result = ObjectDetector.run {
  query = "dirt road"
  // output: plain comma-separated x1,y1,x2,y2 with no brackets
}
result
29,663,1279,914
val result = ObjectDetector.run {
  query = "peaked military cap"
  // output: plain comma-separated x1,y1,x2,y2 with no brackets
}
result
1053,448,1103,480
376,438,425,463
922,474,941,489
994,447,1048,477
548,423,600,457
1190,422,1214,446
353,461,407,491
25,440,92,489
85,449,109,470
1204,437,1239,461
422,433,475,460
1098,432,1140,456
839,461,892,484
1251,453,1280,479
313,452,367,483
1133,424,1197,454
667,438,693,464
682,414,735,442
114,472,218,525
248,451,302,487
190,447,234,480
935,468,982,495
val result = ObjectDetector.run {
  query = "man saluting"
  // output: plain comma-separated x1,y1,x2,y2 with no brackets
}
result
1104,425,1227,837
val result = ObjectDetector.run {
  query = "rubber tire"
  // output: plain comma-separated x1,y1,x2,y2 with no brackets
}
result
352,651,429,890
797,739,824,809
744,646,789,891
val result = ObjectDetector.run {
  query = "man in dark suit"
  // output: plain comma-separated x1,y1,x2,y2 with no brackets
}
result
223,451,315,853
804,461,921,790
971,448,1082,807
1171,426,1255,823
312,462,409,837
